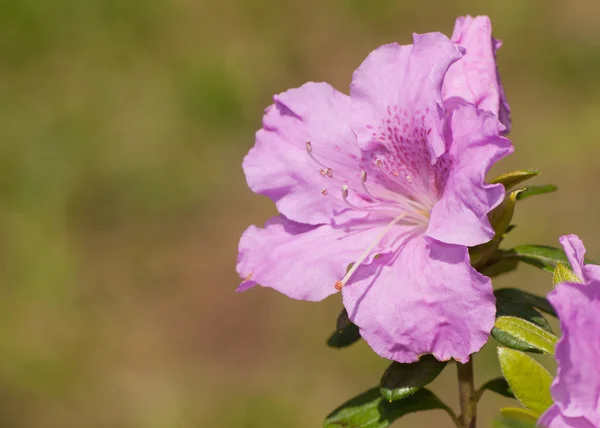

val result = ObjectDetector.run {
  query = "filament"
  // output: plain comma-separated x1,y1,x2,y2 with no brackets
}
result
334,213,408,291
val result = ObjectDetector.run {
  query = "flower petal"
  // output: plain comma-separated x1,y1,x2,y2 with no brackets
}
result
342,235,495,363
539,405,596,428
243,82,364,225
426,104,513,247
547,280,600,426
236,215,397,301
559,234,587,281
443,15,511,133
350,32,464,166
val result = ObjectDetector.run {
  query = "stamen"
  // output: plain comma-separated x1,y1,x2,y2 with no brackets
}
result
360,171,376,200
334,213,408,291
306,140,331,170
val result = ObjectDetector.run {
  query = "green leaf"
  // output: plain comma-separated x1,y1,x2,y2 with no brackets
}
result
327,309,361,348
497,245,569,273
494,408,539,428
515,184,557,200
490,170,540,190
379,355,447,402
494,316,557,354
324,388,456,428
553,262,582,285
497,347,553,416
492,289,554,352
479,257,520,278
477,377,515,400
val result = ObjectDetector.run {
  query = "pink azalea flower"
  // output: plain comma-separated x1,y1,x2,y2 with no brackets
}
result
538,235,600,428
237,20,513,363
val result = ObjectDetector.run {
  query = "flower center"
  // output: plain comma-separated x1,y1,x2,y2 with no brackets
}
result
305,140,434,291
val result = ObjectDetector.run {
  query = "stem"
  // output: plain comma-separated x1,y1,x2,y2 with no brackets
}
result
457,359,476,428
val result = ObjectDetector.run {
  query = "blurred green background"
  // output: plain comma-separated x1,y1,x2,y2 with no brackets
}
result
1,0,599,427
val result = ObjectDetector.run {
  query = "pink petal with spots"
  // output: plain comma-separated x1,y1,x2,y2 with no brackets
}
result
350,33,464,165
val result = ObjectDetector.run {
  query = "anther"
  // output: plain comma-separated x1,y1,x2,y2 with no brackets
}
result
305,141,313,153
392,170,399,177
321,188,328,196
320,168,333,178
375,158,383,168
406,174,413,183
341,184,349,198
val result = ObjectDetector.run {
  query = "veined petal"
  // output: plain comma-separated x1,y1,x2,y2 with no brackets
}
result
350,33,464,167
443,15,511,133
546,280,600,426
236,215,398,302
342,235,495,363
243,82,364,225
426,104,513,247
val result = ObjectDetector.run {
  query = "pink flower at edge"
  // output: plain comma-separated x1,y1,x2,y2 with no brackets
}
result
236,25,513,363
444,15,511,133
538,235,600,428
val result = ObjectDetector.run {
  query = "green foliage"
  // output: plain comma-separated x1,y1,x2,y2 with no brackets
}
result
515,185,558,200
553,262,582,284
490,170,540,190
379,355,447,402
324,388,456,428
479,257,520,277
497,347,553,416
327,308,361,348
494,317,557,355
495,245,570,273
492,288,556,352
494,407,539,428
477,378,515,400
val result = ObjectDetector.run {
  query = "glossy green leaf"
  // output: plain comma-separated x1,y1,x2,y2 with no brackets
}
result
494,316,557,354
553,262,582,285
327,308,361,348
494,407,539,428
379,355,447,402
497,245,569,273
515,184,557,200
492,289,554,352
490,170,540,190
477,377,515,400
324,388,456,428
497,347,553,416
